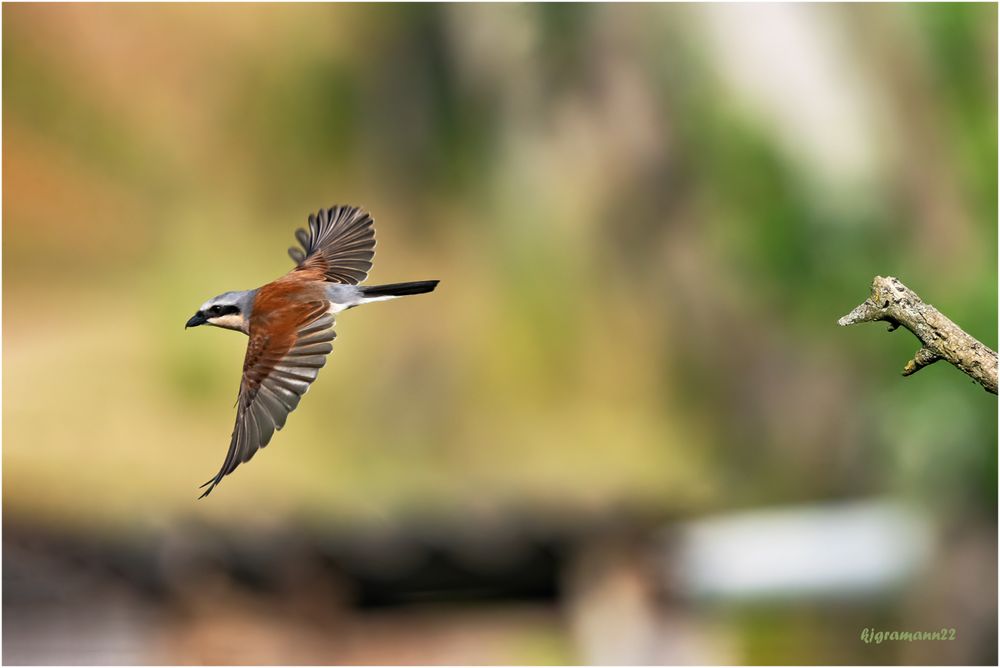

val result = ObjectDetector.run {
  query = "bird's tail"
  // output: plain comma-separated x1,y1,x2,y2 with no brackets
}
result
360,280,439,298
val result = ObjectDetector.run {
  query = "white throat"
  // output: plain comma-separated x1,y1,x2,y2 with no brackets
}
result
208,313,249,334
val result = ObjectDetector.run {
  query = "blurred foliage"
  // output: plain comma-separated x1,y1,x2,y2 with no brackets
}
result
3,0,995,529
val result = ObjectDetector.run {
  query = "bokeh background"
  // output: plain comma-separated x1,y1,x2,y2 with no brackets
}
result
3,3,997,665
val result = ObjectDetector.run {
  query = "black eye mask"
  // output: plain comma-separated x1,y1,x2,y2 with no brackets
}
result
209,305,240,317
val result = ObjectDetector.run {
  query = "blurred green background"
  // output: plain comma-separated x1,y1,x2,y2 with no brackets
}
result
3,3,996,665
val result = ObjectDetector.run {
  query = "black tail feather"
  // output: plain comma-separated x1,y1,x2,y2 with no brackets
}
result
360,280,439,298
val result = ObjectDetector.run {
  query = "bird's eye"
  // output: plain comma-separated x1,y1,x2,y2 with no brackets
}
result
209,305,222,314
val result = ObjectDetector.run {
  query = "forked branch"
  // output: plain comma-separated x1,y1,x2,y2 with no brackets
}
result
838,276,997,394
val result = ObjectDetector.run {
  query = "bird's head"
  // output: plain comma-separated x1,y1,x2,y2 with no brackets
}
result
186,290,255,334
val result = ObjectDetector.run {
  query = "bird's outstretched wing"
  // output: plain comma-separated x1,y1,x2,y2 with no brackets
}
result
200,301,336,498
289,205,375,284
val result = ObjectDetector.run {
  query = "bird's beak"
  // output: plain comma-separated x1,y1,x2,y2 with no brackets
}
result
185,312,207,329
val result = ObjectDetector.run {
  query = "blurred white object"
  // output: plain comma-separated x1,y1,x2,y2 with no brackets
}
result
672,500,932,599
695,4,887,205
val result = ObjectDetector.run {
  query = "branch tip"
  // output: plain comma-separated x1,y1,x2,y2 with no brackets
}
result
838,300,877,327
901,347,940,377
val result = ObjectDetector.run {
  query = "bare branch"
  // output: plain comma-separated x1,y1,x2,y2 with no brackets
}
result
839,276,998,394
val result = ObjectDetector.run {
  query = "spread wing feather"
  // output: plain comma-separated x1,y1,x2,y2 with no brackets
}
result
288,205,375,284
199,304,336,498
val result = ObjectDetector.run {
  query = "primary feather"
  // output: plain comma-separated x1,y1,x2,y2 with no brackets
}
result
289,205,376,284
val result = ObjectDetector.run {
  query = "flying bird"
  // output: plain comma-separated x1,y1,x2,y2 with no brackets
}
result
186,205,438,498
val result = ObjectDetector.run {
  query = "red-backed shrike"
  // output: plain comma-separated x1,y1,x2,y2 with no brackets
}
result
186,205,438,498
